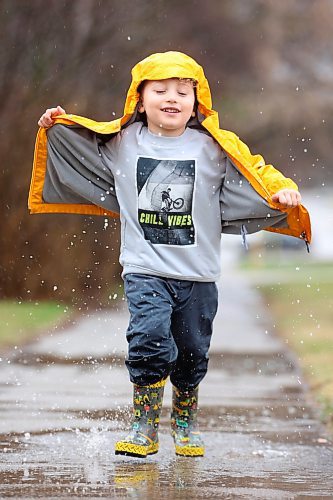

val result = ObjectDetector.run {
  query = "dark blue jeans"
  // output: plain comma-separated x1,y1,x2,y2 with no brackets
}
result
124,274,218,390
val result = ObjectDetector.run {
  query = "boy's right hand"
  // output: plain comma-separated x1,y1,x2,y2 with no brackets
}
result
38,105,66,128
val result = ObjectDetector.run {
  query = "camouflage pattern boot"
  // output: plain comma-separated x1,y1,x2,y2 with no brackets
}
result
115,379,166,458
171,385,205,457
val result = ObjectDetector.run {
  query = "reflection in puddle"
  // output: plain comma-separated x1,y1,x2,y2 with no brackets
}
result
0,426,332,497
114,462,159,489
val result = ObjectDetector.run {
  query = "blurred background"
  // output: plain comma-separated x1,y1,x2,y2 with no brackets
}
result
1,0,332,304
0,0,332,428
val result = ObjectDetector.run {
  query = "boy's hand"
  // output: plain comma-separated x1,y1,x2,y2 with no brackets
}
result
38,105,66,128
271,189,301,207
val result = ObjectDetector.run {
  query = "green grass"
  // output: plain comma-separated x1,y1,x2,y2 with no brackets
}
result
241,253,333,276
0,301,71,348
243,259,333,432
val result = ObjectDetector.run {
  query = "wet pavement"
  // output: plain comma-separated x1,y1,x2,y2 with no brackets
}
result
0,262,332,498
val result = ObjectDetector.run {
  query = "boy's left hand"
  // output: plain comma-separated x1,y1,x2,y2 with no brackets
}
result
271,189,301,207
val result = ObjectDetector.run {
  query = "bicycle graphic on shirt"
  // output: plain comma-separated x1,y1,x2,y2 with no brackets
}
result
161,188,185,212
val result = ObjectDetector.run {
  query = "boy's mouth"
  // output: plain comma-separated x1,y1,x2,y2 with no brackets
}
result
161,107,180,113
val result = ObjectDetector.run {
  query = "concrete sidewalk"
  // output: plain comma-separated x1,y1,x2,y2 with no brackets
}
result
0,265,332,498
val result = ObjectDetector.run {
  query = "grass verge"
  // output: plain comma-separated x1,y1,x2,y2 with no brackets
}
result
243,258,333,434
0,301,71,349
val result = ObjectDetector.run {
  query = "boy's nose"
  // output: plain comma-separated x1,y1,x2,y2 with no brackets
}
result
166,92,178,102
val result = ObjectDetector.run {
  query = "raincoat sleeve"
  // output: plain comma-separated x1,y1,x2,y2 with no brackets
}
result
29,121,120,217
215,128,311,243
235,135,299,195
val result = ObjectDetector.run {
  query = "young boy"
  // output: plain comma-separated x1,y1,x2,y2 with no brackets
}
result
32,51,311,459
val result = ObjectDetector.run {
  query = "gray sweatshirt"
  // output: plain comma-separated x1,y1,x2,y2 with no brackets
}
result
100,122,226,282
44,122,289,279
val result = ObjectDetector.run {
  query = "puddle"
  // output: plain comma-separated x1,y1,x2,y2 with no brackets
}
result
0,430,332,498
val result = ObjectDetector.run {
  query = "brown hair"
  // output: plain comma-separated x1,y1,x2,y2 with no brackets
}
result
137,78,197,96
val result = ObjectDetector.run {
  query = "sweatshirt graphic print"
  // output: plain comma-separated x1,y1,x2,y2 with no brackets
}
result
137,157,196,245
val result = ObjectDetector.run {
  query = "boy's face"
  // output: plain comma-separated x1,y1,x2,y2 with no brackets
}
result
138,78,196,137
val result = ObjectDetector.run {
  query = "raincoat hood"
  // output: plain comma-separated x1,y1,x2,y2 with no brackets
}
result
29,51,311,245
122,51,215,124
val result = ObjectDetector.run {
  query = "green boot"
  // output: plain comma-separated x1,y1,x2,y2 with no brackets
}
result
171,385,205,457
115,379,166,458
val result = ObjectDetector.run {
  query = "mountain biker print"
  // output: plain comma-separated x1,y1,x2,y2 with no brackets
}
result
136,157,196,246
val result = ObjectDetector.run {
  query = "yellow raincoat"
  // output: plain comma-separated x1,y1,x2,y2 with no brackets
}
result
29,51,311,244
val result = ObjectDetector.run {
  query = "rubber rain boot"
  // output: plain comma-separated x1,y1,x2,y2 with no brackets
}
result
171,385,205,457
115,379,166,458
